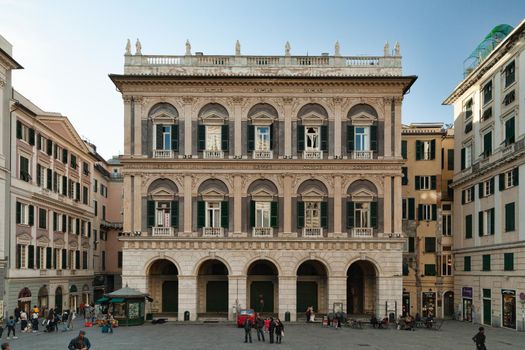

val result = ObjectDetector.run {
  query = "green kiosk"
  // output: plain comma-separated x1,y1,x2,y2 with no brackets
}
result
104,286,152,326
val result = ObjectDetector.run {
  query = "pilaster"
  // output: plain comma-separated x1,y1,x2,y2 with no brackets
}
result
333,98,342,157
183,175,193,236
328,275,347,315
393,176,402,234
133,175,142,232
394,97,403,157
331,175,344,237
229,275,247,320
123,175,133,232
383,176,392,235
177,275,198,321
383,98,392,158
282,175,293,236
123,96,132,155
283,99,292,157
183,98,193,157
278,275,296,321
133,97,143,155
233,98,242,157
232,175,244,236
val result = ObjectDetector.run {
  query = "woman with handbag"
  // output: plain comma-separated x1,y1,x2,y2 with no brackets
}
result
275,318,284,344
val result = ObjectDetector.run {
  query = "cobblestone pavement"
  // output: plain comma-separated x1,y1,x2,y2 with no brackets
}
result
3,320,524,350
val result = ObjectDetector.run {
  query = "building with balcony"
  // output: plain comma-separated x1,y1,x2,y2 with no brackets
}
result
444,20,525,330
110,40,416,321
401,123,455,319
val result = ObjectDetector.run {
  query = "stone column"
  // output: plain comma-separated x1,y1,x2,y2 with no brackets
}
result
283,99,292,157
394,97,402,157
332,175,343,237
282,175,293,236
376,275,403,319
183,175,193,236
393,176,402,234
123,175,133,232
333,98,342,158
134,97,143,156
328,275,347,314
278,275,296,321
183,98,193,157
233,175,244,236
229,275,247,320
383,176,392,236
133,175,142,233
123,96,132,155
177,275,198,321
383,98,392,158
233,98,242,157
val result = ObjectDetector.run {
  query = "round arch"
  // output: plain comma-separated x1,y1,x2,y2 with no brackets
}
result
143,255,182,276
147,258,179,314
55,286,64,314
294,256,332,277
295,102,331,119
295,178,329,197
245,178,280,196
243,256,283,276
147,178,180,195
246,259,280,314
296,259,329,315
196,259,230,315
197,102,231,120
195,178,232,195
343,177,383,197
147,102,180,119
345,101,383,120
247,102,279,119
345,256,383,278
192,255,232,276
346,259,380,315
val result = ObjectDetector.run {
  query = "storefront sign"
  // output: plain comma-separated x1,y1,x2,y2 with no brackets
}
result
462,287,473,298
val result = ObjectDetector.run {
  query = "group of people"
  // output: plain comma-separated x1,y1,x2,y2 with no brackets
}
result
396,314,415,331
243,315,284,344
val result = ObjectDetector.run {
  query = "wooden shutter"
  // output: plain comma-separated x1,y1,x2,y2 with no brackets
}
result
505,117,515,144
347,125,354,152
461,190,466,204
489,177,495,194
418,204,423,221
16,120,22,139
47,169,53,190
62,249,67,269
465,215,472,238
62,176,67,195
46,139,53,156
271,201,279,228
460,148,465,170
28,245,34,269
270,123,274,150
430,176,437,190
490,208,495,235
62,149,68,163
513,167,519,185
36,164,42,186
408,198,415,220
146,200,155,228
297,201,304,229
320,201,328,228
249,200,255,228
505,202,515,232
221,125,229,151
171,124,179,151
447,149,454,170
247,125,255,151
297,125,305,152
220,201,229,229
28,205,34,226
401,140,407,159
62,215,67,233
29,128,35,145
16,245,21,268
415,140,422,160
197,125,206,151
371,201,378,228
402,167,408,185
320,125,328,151
430,139,436,159
16,202,21,224
36,246,40,269
46,247,52,269
346,201,354,228
197,200,205,228
415,176,420,190
431,204,437,221
370,125,377,151
478,212,484,236
156,124,163,149
170,200,178,228
499,173,505,191
478,183,484,199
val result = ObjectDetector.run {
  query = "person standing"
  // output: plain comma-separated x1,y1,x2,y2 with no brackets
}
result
258,294,265,315
268,317,275,344
275,318,284,344
68,330,91,350
31,309,39,333
19,310,27,332
6,317,16,340
255,316,265,342
243,317,252,343
305,306,311,323
472,326,487,350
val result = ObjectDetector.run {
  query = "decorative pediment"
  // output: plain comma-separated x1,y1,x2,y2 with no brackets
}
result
200,110,227,125
53,238,65,247
16,233,32,245
201,188,226,201
250,188,275,201
36,235,50,246
38,116,90,153
351,188,376,202
68,240,79,249
149,187,176,200
300,188,326,201
301,111,325,126
150,110,178,122
250,112,275,126
81,240,90,249
350,112,376,125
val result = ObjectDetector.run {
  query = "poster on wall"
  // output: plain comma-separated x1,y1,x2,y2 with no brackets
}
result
422,292,436,317
502,289,516,329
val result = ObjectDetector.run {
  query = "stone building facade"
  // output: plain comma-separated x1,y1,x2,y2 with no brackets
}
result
401,124,454,318
110,40,416,321
444,20,525,330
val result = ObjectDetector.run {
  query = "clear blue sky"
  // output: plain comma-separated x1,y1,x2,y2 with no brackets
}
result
1,0,524,158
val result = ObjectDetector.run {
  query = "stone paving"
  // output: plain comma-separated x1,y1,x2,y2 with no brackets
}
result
3,319,524,350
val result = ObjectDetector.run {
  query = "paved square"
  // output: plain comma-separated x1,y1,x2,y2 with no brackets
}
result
4,320,524,349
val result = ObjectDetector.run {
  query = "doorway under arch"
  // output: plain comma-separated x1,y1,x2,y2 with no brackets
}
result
55,287,63,314
296,260,328,316
148,259,179,314
443,291,454,318
197,259,229,316
346,260,378,315
247,260,278,314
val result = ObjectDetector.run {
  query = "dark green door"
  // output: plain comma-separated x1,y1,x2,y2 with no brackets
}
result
162,281,178,313
250,281,274,313
55,292,63,314
206,281,228,312
297,282,318,312
483,299,491,325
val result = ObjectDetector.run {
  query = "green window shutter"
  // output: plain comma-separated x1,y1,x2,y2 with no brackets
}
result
36,164,42,186
270,123,274,150
220,201,229,229
424,264,436,276
320,201,328,228
431,176,437,190
461,190,466,205
402,167,408,185
370,125,377,151
29,128,35,145
297,201,304,229
489,178,495,194
504,253,514,271
408,237,415,253
371,201,378,228
320,125,328,151
418,204,423,221
171,124,179,151
505,202,515,232
62,176,67,195
62,215,67,233
171,200,178,228
16,245,21,268
465,215,472,238
408,198,415,220
482,255,491,271
431,204,437,221
146,200,155,228
156,124,163,149
490,208,495,235
197,125,206,151
46,247,52,269
478,183,484,199
46,140,53,156
499,173,505,191
197,200,205,228
297,125,305,152
415,176,420,190
430,139,436,160
347,201,355,228
62,149,68,163
75,219,80,235
460,148,465,170
36,246,41,269
221,125,229,151
271,201,279,228
28,245,34,269
249,200,255,228
16,202,21,224
16,121,22,139
505,117,515,144
447,149,454,170
47,169,52,190
401,140,407,159
53,212,57,231
415,140,422,160
513,167,519,185
464,256,471,271
247,125,255,151
75,250,80,269
478,212,484,236
62,249,67,269
347,125,354,152
28,205,34,226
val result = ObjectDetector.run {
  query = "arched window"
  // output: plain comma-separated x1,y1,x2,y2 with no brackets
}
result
148,103,179,159
197,104,229,159
347,104,378,160
197,180,229,237
297,104,328,160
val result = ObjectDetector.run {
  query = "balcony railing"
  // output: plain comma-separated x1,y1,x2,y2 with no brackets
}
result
253,150,273,159
303,150,323,160
303,227,323,237
153,149,174,159
152,227,174,236
253,227,273,237
351,150,374,160
351,227,373,238
203,227,224,237
203,150,224,159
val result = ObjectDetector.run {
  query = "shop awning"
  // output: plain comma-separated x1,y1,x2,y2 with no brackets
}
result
96,297,109,304
110,298,125,303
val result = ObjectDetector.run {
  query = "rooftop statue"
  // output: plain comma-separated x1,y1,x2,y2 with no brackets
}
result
185,40,191,55
394,41,400,56
235,40,241,56
285,41,291,56
384,42,390,56
135,38,142,55
125,39,131,55
335,41,341,56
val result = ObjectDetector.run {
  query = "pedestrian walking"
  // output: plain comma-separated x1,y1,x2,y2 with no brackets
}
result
255,316,265,342
19,310,27,332
243,317,252,343
68,330,91,350
275,318,284,344
1,342,10,350
6,317,17,340
31,310,39,332
268,317,275,344
472,326,487,350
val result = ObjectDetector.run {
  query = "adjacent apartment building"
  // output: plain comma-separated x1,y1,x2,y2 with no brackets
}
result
110,40,416,321
401,123,455,318
444,21,525,330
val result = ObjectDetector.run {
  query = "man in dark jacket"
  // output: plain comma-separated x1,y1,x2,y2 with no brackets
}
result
243,317,252,343
268,317,275,344
68,330,91,350
472,326,486,350
255,316,265,342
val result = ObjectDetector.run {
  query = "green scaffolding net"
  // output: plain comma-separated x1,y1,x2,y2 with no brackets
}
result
463,24,514,77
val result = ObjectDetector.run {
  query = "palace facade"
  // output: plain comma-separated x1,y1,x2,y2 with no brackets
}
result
111,40,416,321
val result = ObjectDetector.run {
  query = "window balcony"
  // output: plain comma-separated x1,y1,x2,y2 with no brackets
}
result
151,227,174,236
303,227,323,237
351,150,373,160
351,227,373,238
203,150,224,159
253,150,273,159
303,150,323,160
153,150,174,159
203,227,224,237
253,227,273,237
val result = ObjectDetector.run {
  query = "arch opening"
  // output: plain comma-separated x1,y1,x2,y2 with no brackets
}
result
197,259,229,316
147,259,179,314
247,260,279,315
296,260,328,316
346,260,378,316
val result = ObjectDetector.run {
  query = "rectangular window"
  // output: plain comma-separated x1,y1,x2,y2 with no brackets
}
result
19,155,31,182
408,237,415,253
462,144,472,169
465,214,473,239
504,117,515,145
70,154,77,169
420,141,433,160
93,179,98,193
419,204,435,221
401,167,408,185
447,149,454,170
441,254,453,276
463,186,474,203
479,209,495,236
402,199,407,220
424,264,436,276
354,202,371,228
415,176,435,190
504,60,515,87
205,125,222,151
425,237,436,253
118,251,123,268
82,162,90,176
255,202,271,228
504,253,514,271
482,80,492,105
305,201,321,228
82,186,88,205
82,251,88,270
354,126,370,151
205,202,221,228
482,131,492,157
255,126,271,151
162,125,172,150
102,205,106,220
505,202,515,232
482,254,491,271
38,208,47,229
305,126,320,151
464,256,471,271
38,246,45,270
101,251,106,271
155,201,171,227
482,178,494,197
464,98,473,120
442,213,452,236
16,202,31,225
94,200,98,216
